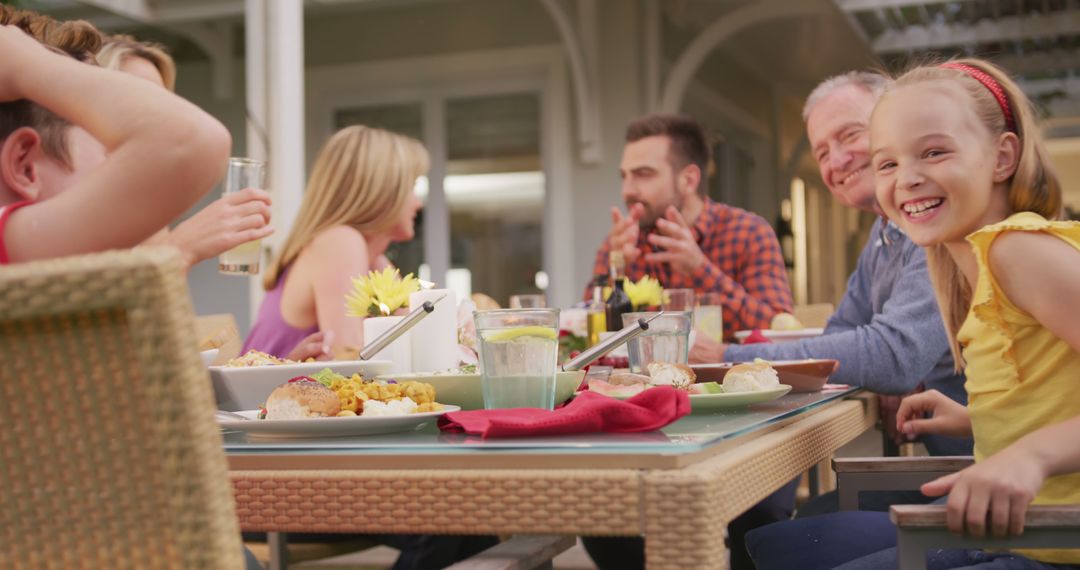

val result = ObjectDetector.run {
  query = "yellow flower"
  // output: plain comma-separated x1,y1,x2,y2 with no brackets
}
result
603,276,664,310
345,267,420,317
625,275,663,310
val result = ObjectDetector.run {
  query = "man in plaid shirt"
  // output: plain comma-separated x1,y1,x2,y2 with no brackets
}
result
587,113,793,340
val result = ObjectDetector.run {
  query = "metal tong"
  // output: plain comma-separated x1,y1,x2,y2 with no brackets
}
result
358,294,447,360
561,311,665,372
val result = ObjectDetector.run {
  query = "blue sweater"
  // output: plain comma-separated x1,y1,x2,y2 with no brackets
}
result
725,218,972,456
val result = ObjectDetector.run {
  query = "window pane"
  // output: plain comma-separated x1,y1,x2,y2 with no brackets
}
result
446,93,543,307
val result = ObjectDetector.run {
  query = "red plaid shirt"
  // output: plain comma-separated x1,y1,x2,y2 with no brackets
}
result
588,199,793,340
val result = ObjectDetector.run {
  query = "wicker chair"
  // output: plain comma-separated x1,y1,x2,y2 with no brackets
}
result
0,248,244,569
833,457,1080,569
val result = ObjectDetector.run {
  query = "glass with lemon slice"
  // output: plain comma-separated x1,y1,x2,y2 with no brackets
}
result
474,309,560,409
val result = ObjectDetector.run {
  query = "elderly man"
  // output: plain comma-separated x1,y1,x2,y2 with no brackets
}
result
697,71,972,459
588,113,793,340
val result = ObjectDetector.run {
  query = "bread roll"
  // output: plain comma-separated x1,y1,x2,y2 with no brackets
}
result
646,362,696,390
722,360,780,393
265,379,341,419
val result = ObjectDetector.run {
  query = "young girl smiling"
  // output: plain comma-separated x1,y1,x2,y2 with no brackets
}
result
870,58,1079,568
747,58,1080,570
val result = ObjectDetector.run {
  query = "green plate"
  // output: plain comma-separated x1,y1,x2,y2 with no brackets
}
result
688,384,791,412
376,370,585,411
585,384,792,413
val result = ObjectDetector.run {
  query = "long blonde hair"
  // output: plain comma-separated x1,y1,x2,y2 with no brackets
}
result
97,34,177,92
883,58,1062,367
263,125,429,290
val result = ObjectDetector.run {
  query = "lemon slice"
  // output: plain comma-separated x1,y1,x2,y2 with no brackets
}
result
484,326,558,342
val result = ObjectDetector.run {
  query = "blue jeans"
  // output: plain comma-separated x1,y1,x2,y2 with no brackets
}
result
747,511,1080,570
836,547,1080,570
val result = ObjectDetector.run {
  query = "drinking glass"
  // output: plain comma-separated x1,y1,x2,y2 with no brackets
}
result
475,309,560,409
621,311,691,374
694,291,724,344
218,157,267,275
509,294,547,309
662,288,695,312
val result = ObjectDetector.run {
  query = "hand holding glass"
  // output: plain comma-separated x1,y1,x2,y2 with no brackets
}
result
218,158,267,275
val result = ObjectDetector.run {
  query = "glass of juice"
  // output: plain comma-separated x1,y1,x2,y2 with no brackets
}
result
475,308,560,410
218,157,267,275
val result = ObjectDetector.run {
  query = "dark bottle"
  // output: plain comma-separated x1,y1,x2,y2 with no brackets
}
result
604,250,633,332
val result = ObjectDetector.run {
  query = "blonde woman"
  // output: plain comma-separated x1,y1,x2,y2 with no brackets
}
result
243,125,426,359
98,34,274,272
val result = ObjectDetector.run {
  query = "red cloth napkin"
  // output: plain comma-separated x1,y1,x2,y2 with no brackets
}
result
742,329,773,344
437,386,690,438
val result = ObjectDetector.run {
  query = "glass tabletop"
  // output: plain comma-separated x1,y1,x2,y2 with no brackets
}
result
222,386,859,457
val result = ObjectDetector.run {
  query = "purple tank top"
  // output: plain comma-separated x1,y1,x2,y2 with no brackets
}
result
242,266,318,359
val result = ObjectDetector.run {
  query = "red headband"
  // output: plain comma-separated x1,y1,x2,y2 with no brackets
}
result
940,62,1017,133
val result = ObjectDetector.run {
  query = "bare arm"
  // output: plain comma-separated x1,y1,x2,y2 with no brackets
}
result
2,25,231,261
305,226,372,354
989,230,1080,353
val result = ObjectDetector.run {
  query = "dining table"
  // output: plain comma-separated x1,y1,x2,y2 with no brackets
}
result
224,387,878,569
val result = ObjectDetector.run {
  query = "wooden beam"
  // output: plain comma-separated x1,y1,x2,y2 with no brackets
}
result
873,10,1080,53
838,0,978,12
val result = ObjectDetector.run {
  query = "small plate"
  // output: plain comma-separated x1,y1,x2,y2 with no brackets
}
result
217,406,460,439
734,328,826,343
210,360,393,411
581,384,792,413
688,385,791,412
377,370,584,410
692,359,839,393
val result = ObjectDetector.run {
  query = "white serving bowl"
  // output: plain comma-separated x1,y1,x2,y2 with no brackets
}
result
200,348,220,367
209,360,392,411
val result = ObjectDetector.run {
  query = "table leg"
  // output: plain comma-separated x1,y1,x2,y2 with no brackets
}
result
267,532,289,570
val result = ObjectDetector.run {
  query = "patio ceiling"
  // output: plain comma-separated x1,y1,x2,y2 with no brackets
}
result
835,0,1080,122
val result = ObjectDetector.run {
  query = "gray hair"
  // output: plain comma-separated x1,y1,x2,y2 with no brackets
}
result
802,71,889,123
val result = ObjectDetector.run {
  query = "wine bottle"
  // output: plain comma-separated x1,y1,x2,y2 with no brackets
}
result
604,251,633,332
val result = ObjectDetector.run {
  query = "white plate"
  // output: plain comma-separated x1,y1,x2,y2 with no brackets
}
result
734,328,825,343
209,360,393,411
218,406,460,439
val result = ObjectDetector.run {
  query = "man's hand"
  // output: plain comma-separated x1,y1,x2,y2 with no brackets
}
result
608,204,644,264
645,206,708,277
922,446,1046,538
689,334,726,363
896,389,973,439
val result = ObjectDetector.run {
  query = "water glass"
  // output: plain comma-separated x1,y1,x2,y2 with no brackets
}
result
621,311,691,374
694,291,724,344
509,294,547,309
475,308,560,409
218,157,267,275
662,288,695,312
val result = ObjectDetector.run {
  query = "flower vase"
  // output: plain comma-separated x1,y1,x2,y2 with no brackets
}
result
362,315,412,374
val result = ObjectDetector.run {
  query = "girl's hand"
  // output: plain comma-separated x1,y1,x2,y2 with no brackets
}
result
286,330,334,362
922,446,1046,538
896,389,972,438
168,188,273,269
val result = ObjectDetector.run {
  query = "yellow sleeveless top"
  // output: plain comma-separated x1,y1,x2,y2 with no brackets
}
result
958,211,1080,564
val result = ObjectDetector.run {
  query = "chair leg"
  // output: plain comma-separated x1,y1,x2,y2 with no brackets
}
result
896,531,927,570
268,532,289,570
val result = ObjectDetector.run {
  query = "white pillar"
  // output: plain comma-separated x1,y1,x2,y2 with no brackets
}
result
267,0,306,244
244,0,268,322
422,97,450,287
